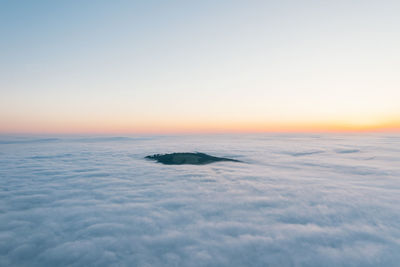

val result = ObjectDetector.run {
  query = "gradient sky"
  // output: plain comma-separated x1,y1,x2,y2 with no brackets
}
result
1,0,399,134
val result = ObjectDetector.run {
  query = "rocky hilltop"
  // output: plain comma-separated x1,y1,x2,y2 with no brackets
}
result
145,152,241,165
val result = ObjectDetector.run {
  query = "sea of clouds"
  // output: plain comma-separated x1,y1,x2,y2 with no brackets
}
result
1,134,399,266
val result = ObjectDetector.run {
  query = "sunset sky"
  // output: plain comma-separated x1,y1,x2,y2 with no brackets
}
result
1,0,399,134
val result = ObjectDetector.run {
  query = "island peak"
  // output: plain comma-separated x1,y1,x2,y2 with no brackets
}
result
145,152,241,165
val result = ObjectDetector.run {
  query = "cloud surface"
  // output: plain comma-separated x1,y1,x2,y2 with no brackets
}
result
1,134,400,266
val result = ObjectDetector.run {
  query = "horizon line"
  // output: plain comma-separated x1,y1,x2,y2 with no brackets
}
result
1,129,399,136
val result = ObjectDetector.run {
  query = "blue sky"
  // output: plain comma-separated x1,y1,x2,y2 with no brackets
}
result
1,0,399,133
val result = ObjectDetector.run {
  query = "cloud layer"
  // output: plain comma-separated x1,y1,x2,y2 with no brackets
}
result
1,134,400,266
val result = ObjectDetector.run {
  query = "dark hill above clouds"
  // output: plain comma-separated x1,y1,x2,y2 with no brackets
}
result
145,152,241,165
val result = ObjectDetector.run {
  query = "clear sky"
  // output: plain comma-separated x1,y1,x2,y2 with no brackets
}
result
1,0,399,134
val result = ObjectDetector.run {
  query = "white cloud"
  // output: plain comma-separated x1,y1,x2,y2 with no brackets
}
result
0,134,400,266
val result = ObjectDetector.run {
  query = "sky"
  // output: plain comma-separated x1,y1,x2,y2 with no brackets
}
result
1,0,399,134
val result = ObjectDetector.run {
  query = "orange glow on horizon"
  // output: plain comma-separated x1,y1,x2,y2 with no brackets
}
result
1,117,399,135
